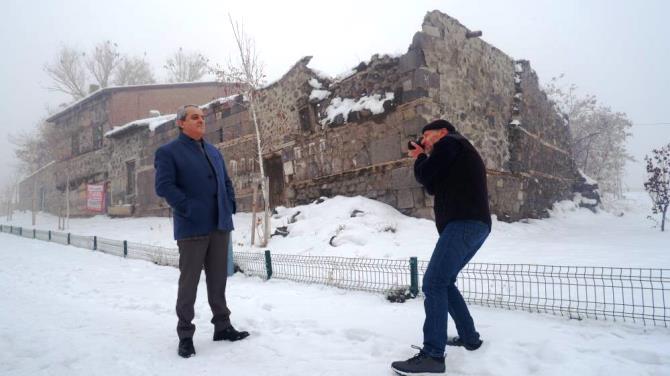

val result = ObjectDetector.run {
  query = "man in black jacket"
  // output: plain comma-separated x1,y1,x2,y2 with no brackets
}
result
392,119,491,375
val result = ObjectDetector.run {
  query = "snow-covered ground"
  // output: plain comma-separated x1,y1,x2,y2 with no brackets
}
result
1,234,669,376
4,191,668,267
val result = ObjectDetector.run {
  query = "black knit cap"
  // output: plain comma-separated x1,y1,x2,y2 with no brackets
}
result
421,119,456,133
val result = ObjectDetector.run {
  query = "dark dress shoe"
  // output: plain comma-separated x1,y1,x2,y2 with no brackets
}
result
213,326,250,341
178,338,196,358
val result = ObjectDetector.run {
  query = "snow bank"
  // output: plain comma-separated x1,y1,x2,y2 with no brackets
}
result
3,192,668,267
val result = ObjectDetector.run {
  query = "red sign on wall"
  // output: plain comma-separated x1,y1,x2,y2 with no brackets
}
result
86,184,105,212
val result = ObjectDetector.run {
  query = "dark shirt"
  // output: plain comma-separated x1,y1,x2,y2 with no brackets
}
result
414,133,492,234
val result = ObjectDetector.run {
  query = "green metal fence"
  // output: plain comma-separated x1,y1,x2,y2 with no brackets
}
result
1,223,668,327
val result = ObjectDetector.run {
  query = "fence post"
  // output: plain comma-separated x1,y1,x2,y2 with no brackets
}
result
93,236,97,251
123,240,128,258
264,250,273,280
48,230,51,241
33,229,36,239
67,233,71,245
19,227,22,236
410,257,419,297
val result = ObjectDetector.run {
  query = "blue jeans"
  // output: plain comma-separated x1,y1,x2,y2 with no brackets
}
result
421,220,490,357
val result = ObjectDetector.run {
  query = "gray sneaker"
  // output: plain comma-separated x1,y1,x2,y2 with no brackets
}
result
391,346,445,375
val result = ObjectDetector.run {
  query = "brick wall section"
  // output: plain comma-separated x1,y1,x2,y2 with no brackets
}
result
107,83,238,128
51,94,110,160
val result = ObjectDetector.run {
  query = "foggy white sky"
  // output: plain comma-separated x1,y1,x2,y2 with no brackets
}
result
1,0,668,191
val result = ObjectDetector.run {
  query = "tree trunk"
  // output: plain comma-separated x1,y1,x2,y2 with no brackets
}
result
32,179,37,226
662,205,667,232
251,183,258,246
264,176,271,244
65,170,70,230
248,91,270,246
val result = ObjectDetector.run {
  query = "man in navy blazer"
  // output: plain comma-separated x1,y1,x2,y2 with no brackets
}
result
155,104,249,358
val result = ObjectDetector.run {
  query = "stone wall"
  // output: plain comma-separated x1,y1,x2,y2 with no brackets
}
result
417,11,515,171
108,126,149,208
19,147,110,217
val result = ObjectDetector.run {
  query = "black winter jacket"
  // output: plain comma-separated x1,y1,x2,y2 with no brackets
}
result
414,132,492,234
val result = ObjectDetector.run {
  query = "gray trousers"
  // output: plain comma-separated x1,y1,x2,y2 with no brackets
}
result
176,230,231,339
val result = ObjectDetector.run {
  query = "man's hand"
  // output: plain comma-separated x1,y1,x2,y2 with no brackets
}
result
408,141,425,159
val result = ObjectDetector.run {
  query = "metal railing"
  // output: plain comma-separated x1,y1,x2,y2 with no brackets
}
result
425,262,669,327
1,223,668,327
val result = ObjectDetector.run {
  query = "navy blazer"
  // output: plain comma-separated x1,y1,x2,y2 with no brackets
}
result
154,132,236,240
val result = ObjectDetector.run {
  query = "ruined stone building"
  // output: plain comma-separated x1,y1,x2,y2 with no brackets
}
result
20,11,589,222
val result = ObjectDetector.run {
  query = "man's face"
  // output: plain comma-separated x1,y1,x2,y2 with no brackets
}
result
178,107,206,140
421,128,449,153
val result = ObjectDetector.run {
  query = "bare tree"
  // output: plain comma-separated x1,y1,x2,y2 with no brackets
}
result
114,54,156,86
164,48,209,83
545,76,633,199
214,15,270,245
44,46,88,100
644,143,670,232
9,120,64,175
86,41,122,88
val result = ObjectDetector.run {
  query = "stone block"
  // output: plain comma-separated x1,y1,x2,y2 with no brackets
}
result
424,193,434,208
422,24,441,38
413,68,439,89
398,48,426,73
369,133,400,165
412,188,425,206
401,88,429,103
397,188,414,209
390,167,416,189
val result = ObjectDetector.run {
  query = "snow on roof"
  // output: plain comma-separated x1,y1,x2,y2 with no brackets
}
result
104,114,175,138
310,89,331,101
19,160,57,183
306,53,402,84
105,95,246,138
321,92,394,126
46,81,230,123
308,78,323,89
199,94,246,109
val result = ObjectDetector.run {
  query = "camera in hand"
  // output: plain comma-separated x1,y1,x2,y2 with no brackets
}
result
407,137,424,150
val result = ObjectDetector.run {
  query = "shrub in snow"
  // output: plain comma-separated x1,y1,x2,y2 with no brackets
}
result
386,287,413,303
644,143,670,232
